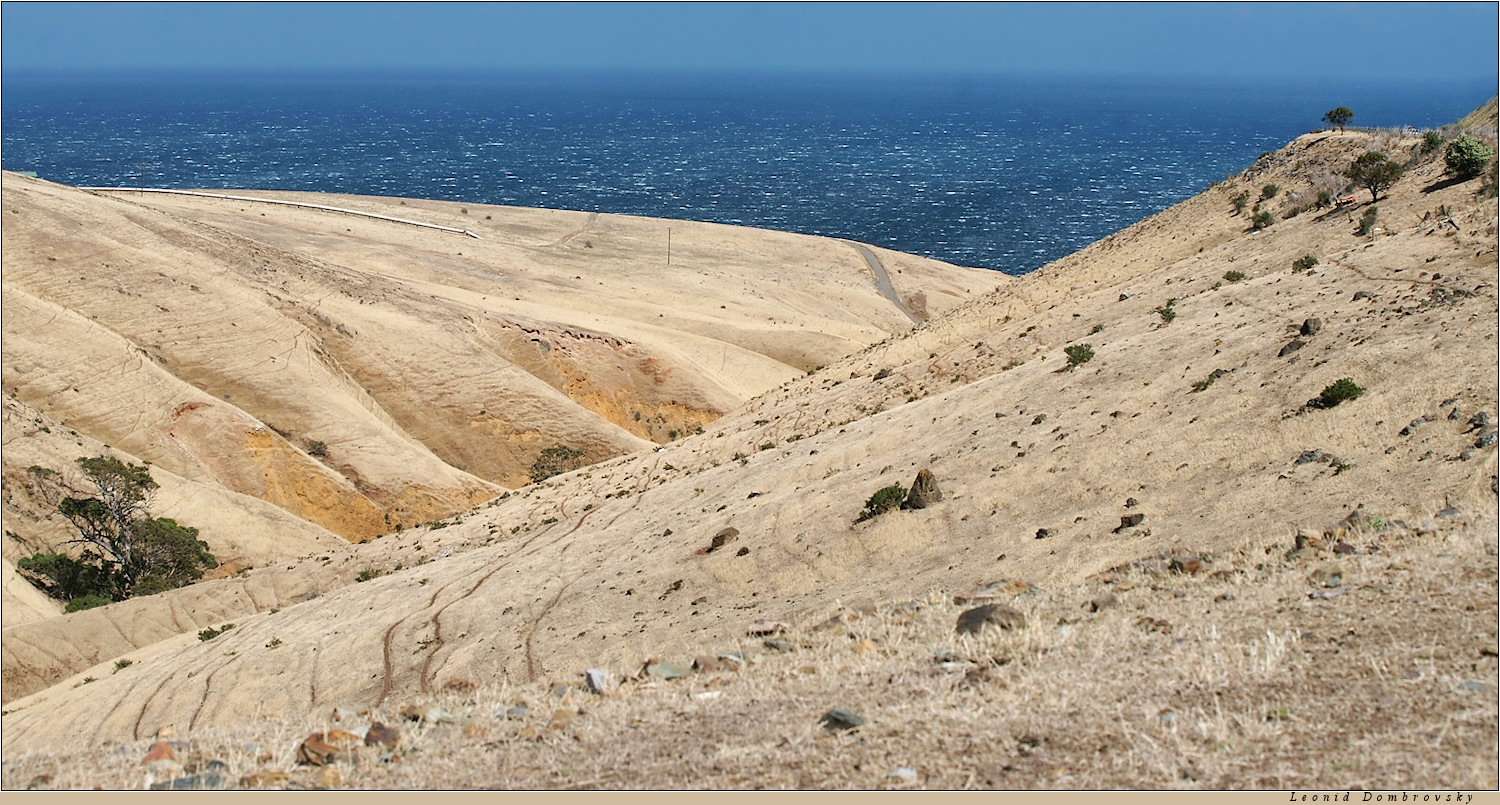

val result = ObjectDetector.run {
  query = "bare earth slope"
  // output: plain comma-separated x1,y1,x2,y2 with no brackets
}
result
1,176,1001,694
2,128,1495,789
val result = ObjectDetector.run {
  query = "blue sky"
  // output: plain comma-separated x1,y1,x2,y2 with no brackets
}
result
2,2,1496,82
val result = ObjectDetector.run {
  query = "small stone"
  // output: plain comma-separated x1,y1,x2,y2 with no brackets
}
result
399,704,454,724
956,603,1026,635
1086,593,1117,612
240,772,292,788
1031,414,1047,425
903,468,943,509
644,659,692,679
891,767,919,784
1034,528,1052,540
1295,450,1331,466
1300,318,1323,336
747,619,789,636
317,765,344,789
297,731,358,766
735,546,750,556
1466,411,1493,432
1113,514,1146,533
1332,542,1358,555
1476,431,1498,449
819,707,865,731
763,638,798,653
1400,417,1428,436
1459,681,1488,693
585,668,615,695
501,704,529,720
1309,564,1344,588
693,655,730,673
1124,497,1139,508
364,722,400,749
1169,554,1206,575
142,741,178,764
26,775,53,791
1119,292,1132,301
1352,290,1375,301
1278,339,1306,357
150,772,227,791
705,527,739,553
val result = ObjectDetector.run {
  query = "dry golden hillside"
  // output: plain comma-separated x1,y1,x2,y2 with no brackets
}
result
2,176,1000,627
2,123,1496,789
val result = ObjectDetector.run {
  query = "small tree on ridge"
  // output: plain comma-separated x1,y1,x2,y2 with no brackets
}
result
1345,151,1403,202
1323,106,1354,131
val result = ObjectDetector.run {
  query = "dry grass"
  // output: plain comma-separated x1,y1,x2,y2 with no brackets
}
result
6,511,1493,790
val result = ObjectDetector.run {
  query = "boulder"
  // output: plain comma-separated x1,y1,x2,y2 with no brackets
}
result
903,469,943,509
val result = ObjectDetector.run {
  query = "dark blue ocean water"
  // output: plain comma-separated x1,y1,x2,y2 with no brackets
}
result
3,71,1491,274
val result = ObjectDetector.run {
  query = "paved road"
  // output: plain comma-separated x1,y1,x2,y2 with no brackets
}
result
841,239,921,325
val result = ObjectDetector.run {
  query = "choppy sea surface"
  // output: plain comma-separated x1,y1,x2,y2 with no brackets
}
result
3,70,1491,274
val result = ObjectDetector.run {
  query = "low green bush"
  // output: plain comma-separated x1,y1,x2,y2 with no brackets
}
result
856,485,908,523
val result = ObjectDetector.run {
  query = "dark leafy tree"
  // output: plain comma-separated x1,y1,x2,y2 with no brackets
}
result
1323,106,1354,131
1345,151,1403,202
17,456,216,606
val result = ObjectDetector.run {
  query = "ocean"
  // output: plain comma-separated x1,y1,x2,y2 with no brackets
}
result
2,70,1491,275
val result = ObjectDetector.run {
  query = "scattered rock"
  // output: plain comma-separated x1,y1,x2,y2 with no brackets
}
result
1475,431,1497,449
903,468,943,509
1466,412,1493,433
891,767,919,784
1034,528,1052,540
1086,593,1118,612
1295,449,1332,466
693,655,732,673
1278,339,1306,357
240,772,292,788
1400,417,1429,436
399,705,454,724
1169,554,1206,575
150,767,228,791
1352,290,1376,301
364,722,400,749
25,775,53,791
1119,292,1132,301
585,668,615,695
1135,616,1172,634
1333,542,1358,555
956,603,1026,635
819,708,865,731
297,731,361,766
1124,497,1139,508
644,659,692,680
659,579,684,600
1113,514,1146,533
1459,681,1489,693
1308,564,1344,588
747,619,789,636
705,527,739,553
763,638,798,652
142,741,181,764
1031,414,1047,426
500,704,529,720
735,546,750,556
1300,317,1323,336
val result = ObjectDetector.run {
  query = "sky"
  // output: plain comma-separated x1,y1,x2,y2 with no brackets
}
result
2,2,1497,83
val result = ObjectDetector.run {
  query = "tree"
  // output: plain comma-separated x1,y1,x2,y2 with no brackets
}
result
17,456,216,605
1323,106,1354,131
1345,151,1403,202
1444,134,1495,180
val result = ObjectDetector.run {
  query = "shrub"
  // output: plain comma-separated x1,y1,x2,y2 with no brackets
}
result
1314,378,1365,409
1223,270,1247,282
856,485,908,523
355,567,385,582
1156,299,1178,324
1445,134,1494,180
1252,209,1275,230
1293,255,1320,272
1232,191,1251,215
1357,206,1380,236
1421,130,1447,155
530,445,586,481
1090,323,1106,334
307,440,327,457
65,594,113,613
1261,183,1280,200
1064,343,1095,367
198,623,233,641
